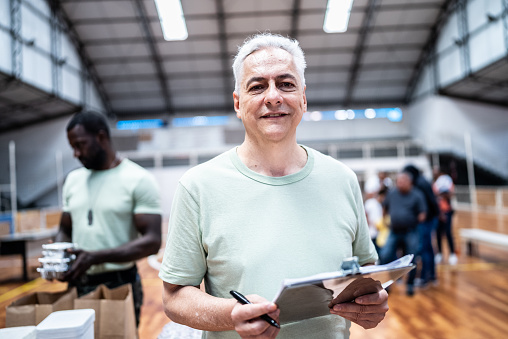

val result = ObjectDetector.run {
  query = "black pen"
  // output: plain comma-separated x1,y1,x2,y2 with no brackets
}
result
230,290,280,329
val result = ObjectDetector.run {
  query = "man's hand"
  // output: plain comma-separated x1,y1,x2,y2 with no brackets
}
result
329,289,389,329
230,294,281,338
60,248,96,282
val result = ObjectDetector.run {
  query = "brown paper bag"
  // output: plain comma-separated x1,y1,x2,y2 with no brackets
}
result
6,287,77,327
74,284,137,339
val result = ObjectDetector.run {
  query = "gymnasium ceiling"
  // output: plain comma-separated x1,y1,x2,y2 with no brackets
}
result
1,0,508,132
63,0,452,115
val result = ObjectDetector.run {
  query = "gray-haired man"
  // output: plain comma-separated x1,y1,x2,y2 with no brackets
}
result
159,33,388,339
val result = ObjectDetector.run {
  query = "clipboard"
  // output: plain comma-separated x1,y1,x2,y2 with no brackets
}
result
272,254,415,324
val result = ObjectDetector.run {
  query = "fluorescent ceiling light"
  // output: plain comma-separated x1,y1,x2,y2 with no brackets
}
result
154,0,188,41
323,0,354,33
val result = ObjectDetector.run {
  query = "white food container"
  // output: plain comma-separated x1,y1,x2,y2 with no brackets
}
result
0,326,36,339
37,242,77,280
36,309,95,339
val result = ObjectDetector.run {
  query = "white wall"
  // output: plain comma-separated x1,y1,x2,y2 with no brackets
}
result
0,116,79,207
405,95,508,177
148,167,189,217
296,117,410,142
0,0,105,111
467,0,506,73
413,0,508,100
0,0,12,74
138,125,226,151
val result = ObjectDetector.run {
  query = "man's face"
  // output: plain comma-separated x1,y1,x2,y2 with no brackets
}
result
396,173,412,194
67,124,107,170
233,47,307,144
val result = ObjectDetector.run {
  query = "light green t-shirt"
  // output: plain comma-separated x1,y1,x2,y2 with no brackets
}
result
159,146,377,339
63,158,162,274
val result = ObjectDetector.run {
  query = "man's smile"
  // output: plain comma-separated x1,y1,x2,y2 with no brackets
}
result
261,113,289,118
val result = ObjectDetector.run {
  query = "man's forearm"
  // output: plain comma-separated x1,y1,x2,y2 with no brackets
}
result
163,284,237,332
56,212,73,242
89,234,160,265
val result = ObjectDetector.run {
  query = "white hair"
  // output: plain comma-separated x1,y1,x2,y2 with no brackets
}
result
232,33,307,95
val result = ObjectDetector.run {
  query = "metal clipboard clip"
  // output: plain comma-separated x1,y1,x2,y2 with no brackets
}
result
340,256,361,276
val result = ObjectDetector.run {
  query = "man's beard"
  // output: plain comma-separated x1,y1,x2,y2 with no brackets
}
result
80,144,108,170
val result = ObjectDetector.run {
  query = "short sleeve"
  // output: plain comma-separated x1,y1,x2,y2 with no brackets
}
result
132,172,162,215
158,182,207,286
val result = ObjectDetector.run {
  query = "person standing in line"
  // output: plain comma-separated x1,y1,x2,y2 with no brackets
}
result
56,111,163,326
159,33,388,339
433,167,457,265
378,171,393,190
403,165,439,286
364,187,383,255
381,171,426,296
364,171,392,198
374,187,390,250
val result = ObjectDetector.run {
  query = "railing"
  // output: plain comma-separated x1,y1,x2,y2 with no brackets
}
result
453,186,508,238
454,186,508,214
121,138,426,169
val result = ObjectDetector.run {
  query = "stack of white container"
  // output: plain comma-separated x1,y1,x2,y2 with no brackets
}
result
36,242,76,280
0,309,95,339
36,309,95,339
